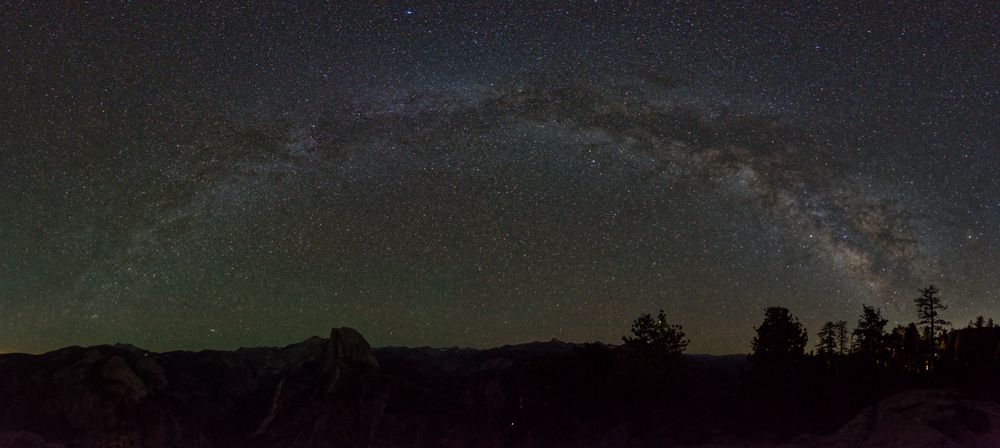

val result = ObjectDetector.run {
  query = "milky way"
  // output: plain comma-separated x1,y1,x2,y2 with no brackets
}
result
2,3,999,354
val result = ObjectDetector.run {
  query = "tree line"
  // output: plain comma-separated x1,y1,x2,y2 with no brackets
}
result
624,284,997,375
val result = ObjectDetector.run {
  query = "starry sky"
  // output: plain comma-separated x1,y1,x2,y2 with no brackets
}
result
2,2,999,354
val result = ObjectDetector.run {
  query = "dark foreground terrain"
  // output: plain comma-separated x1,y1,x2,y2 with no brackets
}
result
2,328,999,447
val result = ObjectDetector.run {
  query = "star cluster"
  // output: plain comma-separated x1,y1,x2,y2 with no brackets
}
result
2,2,999,354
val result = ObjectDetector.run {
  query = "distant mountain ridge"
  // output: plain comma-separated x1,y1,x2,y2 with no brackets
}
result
2,328,997,447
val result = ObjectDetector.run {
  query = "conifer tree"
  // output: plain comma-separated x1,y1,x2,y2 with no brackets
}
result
915,285,949,350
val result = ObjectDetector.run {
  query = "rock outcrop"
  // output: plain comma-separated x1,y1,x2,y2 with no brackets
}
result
325,326,379,370
99,356,148,402
784,389,1000,448
0,328,387,448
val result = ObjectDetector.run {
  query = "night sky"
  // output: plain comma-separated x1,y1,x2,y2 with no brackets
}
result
3,2,999,354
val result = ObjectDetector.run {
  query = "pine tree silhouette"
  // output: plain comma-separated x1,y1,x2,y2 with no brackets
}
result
817,322,839,359
750,307,808,370
915,285,949,352
623,309,689,363
852,305,889,364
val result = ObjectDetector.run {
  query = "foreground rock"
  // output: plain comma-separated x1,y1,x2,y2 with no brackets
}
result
797,389,1000,448
696,389,1000,448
